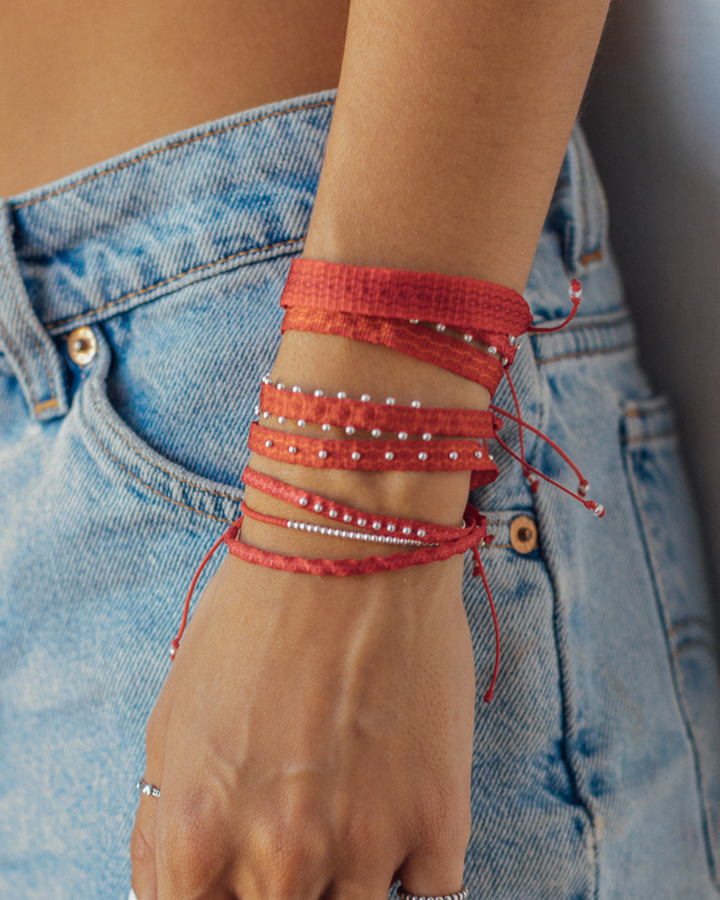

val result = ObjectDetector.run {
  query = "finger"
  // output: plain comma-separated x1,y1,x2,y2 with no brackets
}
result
130,783,161,900
397,841,467,899
321,871,399,900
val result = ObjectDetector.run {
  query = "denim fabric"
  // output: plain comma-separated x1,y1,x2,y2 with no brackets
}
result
1,88,719,900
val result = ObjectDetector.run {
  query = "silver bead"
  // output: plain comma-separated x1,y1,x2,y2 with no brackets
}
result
277,415,286,424
487,346,497,355
418,452,428,460
297,419,306,427
265,439,273,448
288,445,297,454
261,374,271,384
328,509,338,518
386,397,395,405
385,451,395,461
474,450,483,459
299,497,308,507
312,525,320,533
372,521,382,530
402,527,412,535
411,400,421,408
292,385,302,393
508,335,517,345
343,514,352,523
371,428,382,438
449,451,458,460
345,425,355,435
488,453,495,460
318,450,328,459
254,405,260,415
333,529,341,537
435,323,446,332
351,451,361,461
387,524,396,532
501,357,509,366
592,503,605,517
314,503,323,513
357,518,367,527
417,529,426,537
422,432,432,441
398,431,408,440
463,333,473,342
262,410,270,419
276,382,285,390
360,394,371,402
409,318,419,324
314,389,324,397
337,391,346,399
322,423,332,432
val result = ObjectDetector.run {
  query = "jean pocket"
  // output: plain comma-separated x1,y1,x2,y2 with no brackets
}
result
620,393,720,885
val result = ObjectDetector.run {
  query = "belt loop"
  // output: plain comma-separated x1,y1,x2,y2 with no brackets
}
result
557,122,610,275
0,199,69,421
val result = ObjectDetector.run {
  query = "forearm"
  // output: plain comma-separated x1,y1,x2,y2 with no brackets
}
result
303,0,611,292
244,0,612,546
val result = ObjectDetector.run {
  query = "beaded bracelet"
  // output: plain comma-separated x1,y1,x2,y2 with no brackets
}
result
169,260,602,706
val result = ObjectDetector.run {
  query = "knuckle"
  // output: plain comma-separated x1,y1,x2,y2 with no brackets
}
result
343,811,392,864
253,815,330,894
156,796,226,891
415,785,470,853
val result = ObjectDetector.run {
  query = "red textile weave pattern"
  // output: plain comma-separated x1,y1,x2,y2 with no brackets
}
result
249,422,498,482
258,383,496,438
281,307,506,392
281,257,534,336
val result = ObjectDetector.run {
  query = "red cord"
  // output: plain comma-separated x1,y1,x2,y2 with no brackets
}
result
528,279,582,333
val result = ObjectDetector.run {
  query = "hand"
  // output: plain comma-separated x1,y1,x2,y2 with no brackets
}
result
130,548,475,899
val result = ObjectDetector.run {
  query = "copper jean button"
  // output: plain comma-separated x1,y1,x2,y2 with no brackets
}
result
510,515,538,554
67,326,97,367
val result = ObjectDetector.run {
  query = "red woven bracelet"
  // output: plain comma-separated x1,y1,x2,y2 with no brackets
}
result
258,381,496,438
280,257,534,337
281,307,507,392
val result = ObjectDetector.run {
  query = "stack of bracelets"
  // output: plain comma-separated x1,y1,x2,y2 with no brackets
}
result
169,258,605,702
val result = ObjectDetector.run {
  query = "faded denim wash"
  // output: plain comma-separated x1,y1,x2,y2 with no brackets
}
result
1,88,719,899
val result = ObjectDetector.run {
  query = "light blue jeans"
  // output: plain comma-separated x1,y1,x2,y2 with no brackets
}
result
1,88,719,900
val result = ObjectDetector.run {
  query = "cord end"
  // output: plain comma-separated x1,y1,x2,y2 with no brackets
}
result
483,687,495,703
169,639,179,660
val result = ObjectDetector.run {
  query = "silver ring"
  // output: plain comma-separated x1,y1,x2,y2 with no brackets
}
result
136,779,161,799
398,884,468,900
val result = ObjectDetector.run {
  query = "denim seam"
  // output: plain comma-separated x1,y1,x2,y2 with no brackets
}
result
12,99,335,210
79,398,238,524
622,434,720,889
0,315,36,403
87,382,245,505
535,343,634,366
621,430,676,445
46,236,304,332
528,364,599,895
0,250,58,410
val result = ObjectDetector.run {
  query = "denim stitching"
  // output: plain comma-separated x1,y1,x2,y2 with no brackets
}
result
536,342,634,365
88,382,245,504
79,399,238,524
12,99,335,210
622,434,719,885
47,236,303,331
0,314,37,404
0,251,58,409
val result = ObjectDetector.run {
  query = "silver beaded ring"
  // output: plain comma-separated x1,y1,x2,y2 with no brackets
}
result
136,779,161,799
398,884,468,900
